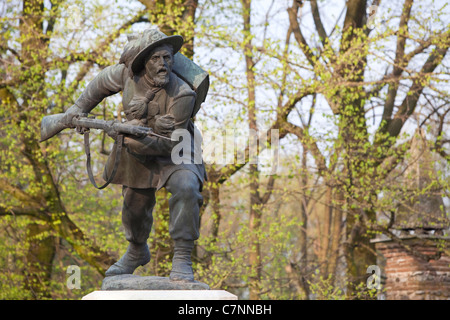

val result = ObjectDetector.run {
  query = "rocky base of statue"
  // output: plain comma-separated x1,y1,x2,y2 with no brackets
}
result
101,274,210,291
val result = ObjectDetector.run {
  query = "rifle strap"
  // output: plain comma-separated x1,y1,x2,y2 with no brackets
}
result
84,131,124,190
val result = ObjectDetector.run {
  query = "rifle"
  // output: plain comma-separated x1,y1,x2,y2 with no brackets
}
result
40,113,172,142
40,113,173,190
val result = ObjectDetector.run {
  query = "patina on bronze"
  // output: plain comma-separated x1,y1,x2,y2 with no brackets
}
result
42,29,209,282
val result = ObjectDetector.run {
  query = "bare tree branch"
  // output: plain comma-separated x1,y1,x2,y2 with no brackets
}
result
382,0,414,124
287,1,316,66
310,0,328,47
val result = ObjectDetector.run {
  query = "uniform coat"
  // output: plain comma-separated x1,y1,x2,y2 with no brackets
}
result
74,63,206,190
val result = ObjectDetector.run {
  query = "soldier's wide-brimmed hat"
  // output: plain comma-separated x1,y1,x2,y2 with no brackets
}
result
130,29,184,75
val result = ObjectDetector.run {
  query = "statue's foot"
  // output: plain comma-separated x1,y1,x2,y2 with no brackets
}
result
169,239,195,282
105,242,150,277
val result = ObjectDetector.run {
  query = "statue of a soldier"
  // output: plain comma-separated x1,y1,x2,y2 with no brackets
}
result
62,29,207,282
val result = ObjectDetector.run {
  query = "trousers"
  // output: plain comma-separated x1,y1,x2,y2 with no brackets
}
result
121,169,203,244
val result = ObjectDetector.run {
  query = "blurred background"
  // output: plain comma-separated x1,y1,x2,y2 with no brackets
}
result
0,0,449,300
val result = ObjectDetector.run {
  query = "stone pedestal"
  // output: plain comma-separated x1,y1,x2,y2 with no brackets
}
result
101,275,210,290
81,275,238,300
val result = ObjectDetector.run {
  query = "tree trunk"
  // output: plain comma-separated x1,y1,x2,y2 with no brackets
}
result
240,0,262,300
328,188,344,284
298,147,310,298
317,186,333,277
209,184,221,241
24,223,56,299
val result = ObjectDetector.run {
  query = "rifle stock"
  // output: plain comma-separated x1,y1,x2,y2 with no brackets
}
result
40,113,67,142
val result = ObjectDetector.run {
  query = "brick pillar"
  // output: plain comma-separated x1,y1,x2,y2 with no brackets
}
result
375,238,450,300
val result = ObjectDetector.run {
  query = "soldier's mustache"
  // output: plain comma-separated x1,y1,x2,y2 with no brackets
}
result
158,67,168,74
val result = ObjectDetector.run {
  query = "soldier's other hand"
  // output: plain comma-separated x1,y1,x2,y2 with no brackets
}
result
129,103,147,120
154,114,175,136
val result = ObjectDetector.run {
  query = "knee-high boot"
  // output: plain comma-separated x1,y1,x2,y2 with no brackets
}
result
170,239,194,282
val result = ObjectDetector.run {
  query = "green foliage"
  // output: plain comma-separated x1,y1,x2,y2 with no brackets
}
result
308,273,346,300
193,200,302,300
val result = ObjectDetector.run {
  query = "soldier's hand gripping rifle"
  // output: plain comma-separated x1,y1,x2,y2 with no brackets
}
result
40,111,174,190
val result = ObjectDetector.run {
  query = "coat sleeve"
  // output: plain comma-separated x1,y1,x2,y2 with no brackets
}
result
124,91,196,157
74,64,127,113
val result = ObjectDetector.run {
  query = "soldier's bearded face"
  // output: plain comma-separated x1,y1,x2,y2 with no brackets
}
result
145,44,174,87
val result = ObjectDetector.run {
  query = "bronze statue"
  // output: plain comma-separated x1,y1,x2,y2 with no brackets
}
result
44,29,208,282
